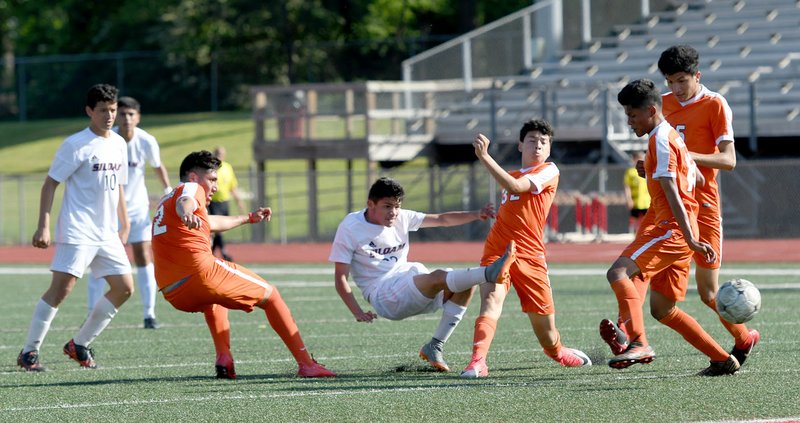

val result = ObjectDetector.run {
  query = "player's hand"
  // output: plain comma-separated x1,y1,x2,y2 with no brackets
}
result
181,213,202,230
118,227,130,245
32,228,50,249
689,240,717,264
478,203,496,220
247,207,272,224
355,310,378,323
473,133,491,159
636,159,645,178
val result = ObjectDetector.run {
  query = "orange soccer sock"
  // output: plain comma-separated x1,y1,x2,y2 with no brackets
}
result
262,288,313,365
471,316,498,360
541,332,563,360
659,307,729,362
203,304,232,362
706,298,751,348
631,274,649,304
611,278,647,345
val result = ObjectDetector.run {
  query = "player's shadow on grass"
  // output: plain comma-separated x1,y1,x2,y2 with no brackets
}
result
2,374,215,389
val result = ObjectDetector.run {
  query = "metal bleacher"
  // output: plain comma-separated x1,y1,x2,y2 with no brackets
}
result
428,0,800,161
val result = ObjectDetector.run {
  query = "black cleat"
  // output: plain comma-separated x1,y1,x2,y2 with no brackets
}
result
17,350,47,372
698,355,740,376
63,339,98,369
143,318,160,329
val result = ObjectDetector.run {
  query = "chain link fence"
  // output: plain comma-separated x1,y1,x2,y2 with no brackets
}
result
2,159,797,245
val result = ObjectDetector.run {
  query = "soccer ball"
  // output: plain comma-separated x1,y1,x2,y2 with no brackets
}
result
715,279,761,324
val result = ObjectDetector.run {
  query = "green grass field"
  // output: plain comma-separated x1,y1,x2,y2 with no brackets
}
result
1,263,798,422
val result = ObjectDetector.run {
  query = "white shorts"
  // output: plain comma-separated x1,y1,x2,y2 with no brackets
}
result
125,213,153,244
368,263,443,320
51,241,132,279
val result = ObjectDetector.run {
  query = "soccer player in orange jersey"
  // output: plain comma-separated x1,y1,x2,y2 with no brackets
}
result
151,151,335,379
604,78,740,376
601,45,759,368
461,119,592,378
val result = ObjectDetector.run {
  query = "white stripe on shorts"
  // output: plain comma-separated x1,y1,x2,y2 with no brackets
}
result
215,259,271,290
630,229,673,260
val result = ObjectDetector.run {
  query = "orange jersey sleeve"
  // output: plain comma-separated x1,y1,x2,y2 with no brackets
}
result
645,121,700,226
151,183,216,288
662,87,733,209
483,162,558,260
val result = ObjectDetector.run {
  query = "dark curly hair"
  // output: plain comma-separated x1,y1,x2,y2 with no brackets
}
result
658,44,700,76
618,79,662,109
86,84,118,109
368,177,405,202
179,150,222,182
519,118,554,142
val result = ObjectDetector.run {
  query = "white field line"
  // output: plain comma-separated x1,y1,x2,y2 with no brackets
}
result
0,365,793,413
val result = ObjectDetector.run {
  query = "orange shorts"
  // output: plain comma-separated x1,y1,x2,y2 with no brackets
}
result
163,259,273,313
694,210,722,269
622,223,693,302
482,254,553,315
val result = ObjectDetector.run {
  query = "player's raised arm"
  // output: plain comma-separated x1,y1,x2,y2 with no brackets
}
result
473,133,533,194
208,207,271,233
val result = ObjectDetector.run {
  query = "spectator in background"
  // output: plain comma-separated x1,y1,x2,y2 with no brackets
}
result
623,150,650,233
209,146,246,261
87,96,171,329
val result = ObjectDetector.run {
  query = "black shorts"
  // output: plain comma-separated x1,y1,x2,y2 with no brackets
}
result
630,208,648,218
208,200,230,216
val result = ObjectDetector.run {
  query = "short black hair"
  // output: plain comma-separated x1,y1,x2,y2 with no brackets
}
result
519,118,554,142
618,79,662,109
179,150,221,182
368,177,404,202
118,96,141,112
86,84,118,109
658,44,700,76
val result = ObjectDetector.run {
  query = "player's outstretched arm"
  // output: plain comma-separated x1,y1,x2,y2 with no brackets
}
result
209,207,272,233
32,176,60,249
420,203,495,228
334,262,377,323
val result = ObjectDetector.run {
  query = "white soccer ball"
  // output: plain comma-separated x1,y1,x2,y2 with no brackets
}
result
715,278,761,324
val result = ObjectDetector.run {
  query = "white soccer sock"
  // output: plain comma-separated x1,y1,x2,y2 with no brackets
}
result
22,299,58,353
86,273,105,313
73,296,117,347
432,301,468,343
445,267,487,292
138,264,157,320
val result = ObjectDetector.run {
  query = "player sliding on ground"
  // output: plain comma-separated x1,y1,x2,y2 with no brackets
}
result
152,150,335,379
329,176,516,372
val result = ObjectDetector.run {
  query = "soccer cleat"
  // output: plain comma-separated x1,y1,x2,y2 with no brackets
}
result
730,329,760,366
63,339,98,369
555,348,592,367
215,354,237,379
460,356,489,378
608,342,655,369
297,360,336,378
599,318,629,355
697,355,740,376
143,318,160,329
484,241,516,284
419,340,450,372
17,350,47,372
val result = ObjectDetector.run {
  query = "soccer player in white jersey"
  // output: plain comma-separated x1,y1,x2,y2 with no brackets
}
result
87,96,171,329
329,177,516,372
17,84,135,371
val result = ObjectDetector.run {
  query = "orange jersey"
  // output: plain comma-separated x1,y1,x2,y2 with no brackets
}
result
151,183,216,288
645,121,700,227
483,162,558,261
662,85,733,212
